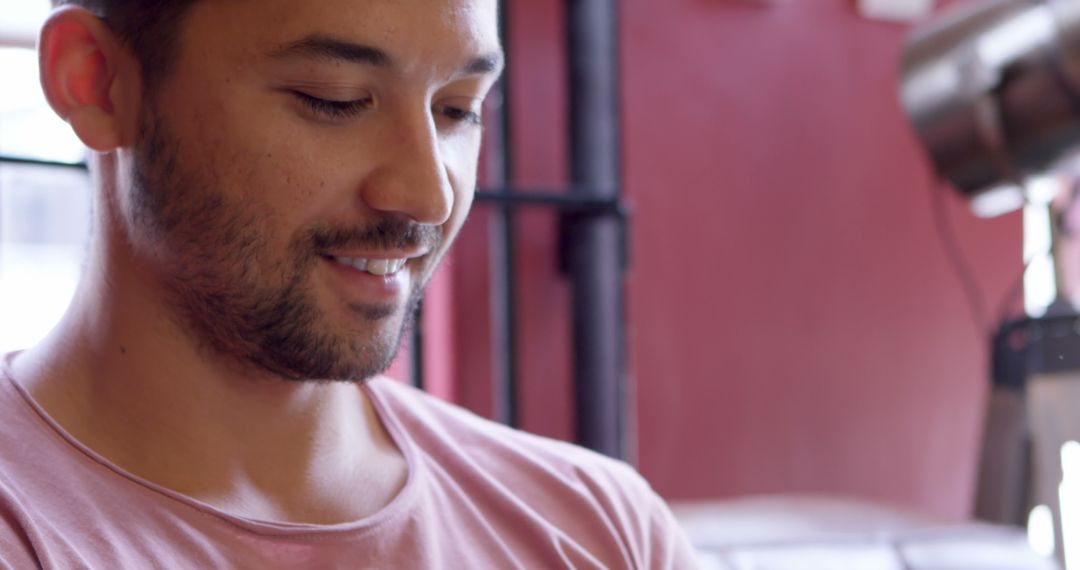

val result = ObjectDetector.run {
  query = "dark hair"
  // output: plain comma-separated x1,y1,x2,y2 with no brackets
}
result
51,0,199,92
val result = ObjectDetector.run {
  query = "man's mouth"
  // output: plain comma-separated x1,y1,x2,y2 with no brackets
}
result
325,255,408,276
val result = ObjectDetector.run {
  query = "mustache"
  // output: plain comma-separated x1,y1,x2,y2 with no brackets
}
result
308,218,442,254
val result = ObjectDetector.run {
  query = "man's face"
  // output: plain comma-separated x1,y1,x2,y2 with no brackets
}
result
120,0,502,381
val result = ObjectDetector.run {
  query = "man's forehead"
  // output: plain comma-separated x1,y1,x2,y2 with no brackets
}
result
269,35,504,79
171,0,502,82
186,0,500,54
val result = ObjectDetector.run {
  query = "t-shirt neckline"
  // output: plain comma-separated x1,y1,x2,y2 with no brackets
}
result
0,352,423,538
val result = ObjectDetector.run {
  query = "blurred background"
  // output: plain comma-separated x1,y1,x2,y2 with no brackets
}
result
0,1,89,355
3,0,1072,567
453,0,1014,518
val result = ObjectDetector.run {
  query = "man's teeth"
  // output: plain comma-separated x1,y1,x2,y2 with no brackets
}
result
334,257,407,276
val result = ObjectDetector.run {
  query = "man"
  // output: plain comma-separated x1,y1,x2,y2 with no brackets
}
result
0,0,698,567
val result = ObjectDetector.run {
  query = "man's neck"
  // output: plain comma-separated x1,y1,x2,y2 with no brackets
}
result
9,235,408,525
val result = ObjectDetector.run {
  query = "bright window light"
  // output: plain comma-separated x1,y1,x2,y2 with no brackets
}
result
0,0,50,49
1061,441,1080,570
1023,176,1063,317
0,164,89,354
0,47,85,163
1028,503,1056,559
0,10,90,355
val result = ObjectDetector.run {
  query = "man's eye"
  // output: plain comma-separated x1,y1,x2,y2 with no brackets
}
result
437,105,483,127
293,92,372,120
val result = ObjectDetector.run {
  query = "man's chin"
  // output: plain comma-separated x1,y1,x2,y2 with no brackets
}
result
346,301,399,322
238,286,422,384
258,349,399,384
290,313,414,383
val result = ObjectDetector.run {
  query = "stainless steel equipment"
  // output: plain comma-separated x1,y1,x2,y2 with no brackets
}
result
900,0,1080,212
903,5,1080,566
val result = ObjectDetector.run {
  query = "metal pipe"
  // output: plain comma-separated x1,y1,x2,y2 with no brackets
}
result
487,0,519,427
566,0,626,459
476,188,625,215
409,301,425,390
0,156,86,170
0,29,36,50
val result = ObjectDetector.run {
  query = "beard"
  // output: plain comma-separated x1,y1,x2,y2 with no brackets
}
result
127,103,440,382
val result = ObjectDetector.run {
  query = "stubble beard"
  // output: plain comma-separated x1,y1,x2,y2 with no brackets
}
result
128,103,439,382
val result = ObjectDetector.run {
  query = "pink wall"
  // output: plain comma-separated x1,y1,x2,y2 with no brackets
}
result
623,0,1020,518
452,0,576,443
438,0,1020,519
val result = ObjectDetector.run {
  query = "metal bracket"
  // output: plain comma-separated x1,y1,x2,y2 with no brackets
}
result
0,155,88,170
474,188,630,275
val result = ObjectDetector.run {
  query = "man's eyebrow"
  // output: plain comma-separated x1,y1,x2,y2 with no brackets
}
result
463,52,504,76
273,34,504,78
270,35,392,67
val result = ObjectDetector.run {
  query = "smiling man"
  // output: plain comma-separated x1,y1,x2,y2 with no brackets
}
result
0,0,698,567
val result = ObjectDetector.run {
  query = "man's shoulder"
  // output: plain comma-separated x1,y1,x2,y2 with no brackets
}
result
0,466,50,568
367,377,664,526
368,378,700,568
369,376,640,482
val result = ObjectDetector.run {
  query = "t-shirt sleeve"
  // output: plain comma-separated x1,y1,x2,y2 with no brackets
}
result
0,511,40,569
637,479,702,569
595,460,702,569
0,554,23,570
644,487,702,569
0,479,44,569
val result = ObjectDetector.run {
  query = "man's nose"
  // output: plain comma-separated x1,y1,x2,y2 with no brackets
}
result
358,112,454,226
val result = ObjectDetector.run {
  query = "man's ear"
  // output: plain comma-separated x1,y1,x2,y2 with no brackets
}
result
38,6,134,152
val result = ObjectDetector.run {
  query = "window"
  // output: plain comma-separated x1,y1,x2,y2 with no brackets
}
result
0,0,91,353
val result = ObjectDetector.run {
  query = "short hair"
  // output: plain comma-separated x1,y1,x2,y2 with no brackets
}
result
50,0,199,92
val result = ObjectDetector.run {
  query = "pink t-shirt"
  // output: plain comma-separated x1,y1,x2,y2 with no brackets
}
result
0,359,699,569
